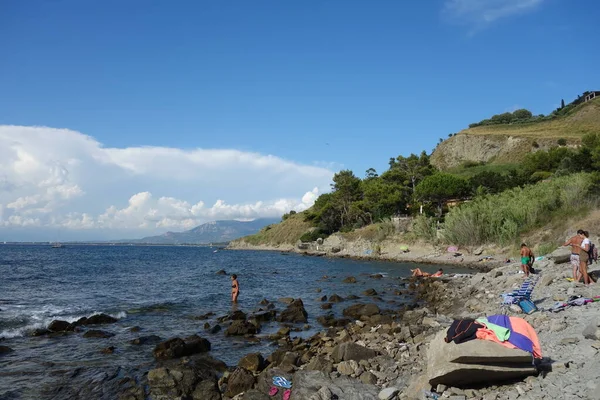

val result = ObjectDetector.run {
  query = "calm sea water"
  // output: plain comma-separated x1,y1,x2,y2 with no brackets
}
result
0,245,470,398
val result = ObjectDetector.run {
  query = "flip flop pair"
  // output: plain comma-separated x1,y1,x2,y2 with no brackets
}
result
269,386,291,399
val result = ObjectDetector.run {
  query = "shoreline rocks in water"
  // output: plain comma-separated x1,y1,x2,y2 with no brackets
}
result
153,335,211,360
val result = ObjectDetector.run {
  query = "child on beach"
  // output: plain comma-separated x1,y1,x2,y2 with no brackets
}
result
231,274,239,303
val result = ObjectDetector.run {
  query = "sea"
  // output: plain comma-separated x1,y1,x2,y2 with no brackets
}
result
0,244,471,398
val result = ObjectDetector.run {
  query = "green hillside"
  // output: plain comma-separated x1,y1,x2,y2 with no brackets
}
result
460,96,600,140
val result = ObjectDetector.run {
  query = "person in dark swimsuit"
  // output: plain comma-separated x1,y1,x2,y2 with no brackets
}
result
231,274,239,303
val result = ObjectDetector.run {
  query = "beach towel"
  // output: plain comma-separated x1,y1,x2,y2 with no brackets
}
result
475,317,511,341
487,315,542,358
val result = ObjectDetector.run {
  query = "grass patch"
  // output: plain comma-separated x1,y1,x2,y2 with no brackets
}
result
461,97,600,140
237,212,313,246
447,162,520,178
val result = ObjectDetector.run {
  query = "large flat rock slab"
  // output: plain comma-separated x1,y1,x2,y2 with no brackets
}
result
427,330,537,387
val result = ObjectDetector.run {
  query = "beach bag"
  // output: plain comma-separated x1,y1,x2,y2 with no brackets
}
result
588,243,597,264
519,299,538,315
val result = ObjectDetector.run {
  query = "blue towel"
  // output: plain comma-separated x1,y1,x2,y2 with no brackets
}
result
487,314,534,355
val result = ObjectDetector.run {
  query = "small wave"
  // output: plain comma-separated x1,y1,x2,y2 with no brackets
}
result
0,322,46,339
0,311,127,339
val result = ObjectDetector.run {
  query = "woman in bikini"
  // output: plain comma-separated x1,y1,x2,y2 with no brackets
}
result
231,274,240,303
411,268,443,277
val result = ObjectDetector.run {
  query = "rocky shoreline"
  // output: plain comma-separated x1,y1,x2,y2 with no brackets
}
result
227,237,507,271
3,247,600,400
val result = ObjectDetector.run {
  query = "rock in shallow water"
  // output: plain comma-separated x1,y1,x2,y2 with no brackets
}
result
153,335,211,360
225,320,258,336
0,345,14,354
130,335,161,345
277,299,308,323
83,330,115,339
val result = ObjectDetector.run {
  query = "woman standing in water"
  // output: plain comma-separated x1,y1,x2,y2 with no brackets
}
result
231,274,240,303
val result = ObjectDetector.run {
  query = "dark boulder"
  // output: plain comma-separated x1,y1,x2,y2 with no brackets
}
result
225,320,258,336
83,330,115,339
216,269,227,275
328,294,344,303
342,276,357,283
47,320,74,332
318,295,328,302
252,310,276,323
320,303,333,310
346,295,360,300
342,303,381,319
277,298,308,323
194,312,216,320
209,324,222,334
129,326,141,332
317,313,351,328
370,274,384,279
148,356,222,400
101,346,115,354
153,335,211,360
31,328,51,336
362,288,378,296
229,310,247,320
130,335,162,345
238,352,265,373
0,345,14,355
259,298,270,305
224,367,256,398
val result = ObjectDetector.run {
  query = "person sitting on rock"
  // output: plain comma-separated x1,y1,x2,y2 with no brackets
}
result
411,268,443,277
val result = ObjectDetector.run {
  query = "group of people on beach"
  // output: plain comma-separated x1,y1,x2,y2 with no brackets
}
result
563,229,595,285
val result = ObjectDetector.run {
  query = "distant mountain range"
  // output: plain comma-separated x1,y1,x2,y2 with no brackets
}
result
124,218,280,244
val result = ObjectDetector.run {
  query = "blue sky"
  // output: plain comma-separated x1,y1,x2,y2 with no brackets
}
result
0,0,598,240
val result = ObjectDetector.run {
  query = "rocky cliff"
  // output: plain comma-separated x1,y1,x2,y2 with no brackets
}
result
431,97,600,170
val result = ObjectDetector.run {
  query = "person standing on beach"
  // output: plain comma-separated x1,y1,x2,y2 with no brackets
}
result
231,274,240,303
563,230,584,281
520,243,533,277
579,231,593,285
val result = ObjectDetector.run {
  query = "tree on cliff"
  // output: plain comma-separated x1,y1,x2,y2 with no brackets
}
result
330,170,363,228
414,173,470,217
388,151,435,195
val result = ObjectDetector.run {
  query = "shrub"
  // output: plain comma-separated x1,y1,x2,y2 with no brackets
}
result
536,242,556,257
557,138,567,146
299,229,328,243
442,174,594,246
532,141,540,148
412,215,438,243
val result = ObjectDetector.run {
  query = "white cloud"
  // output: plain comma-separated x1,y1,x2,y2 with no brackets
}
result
0,125,333,238
443,0,544,29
